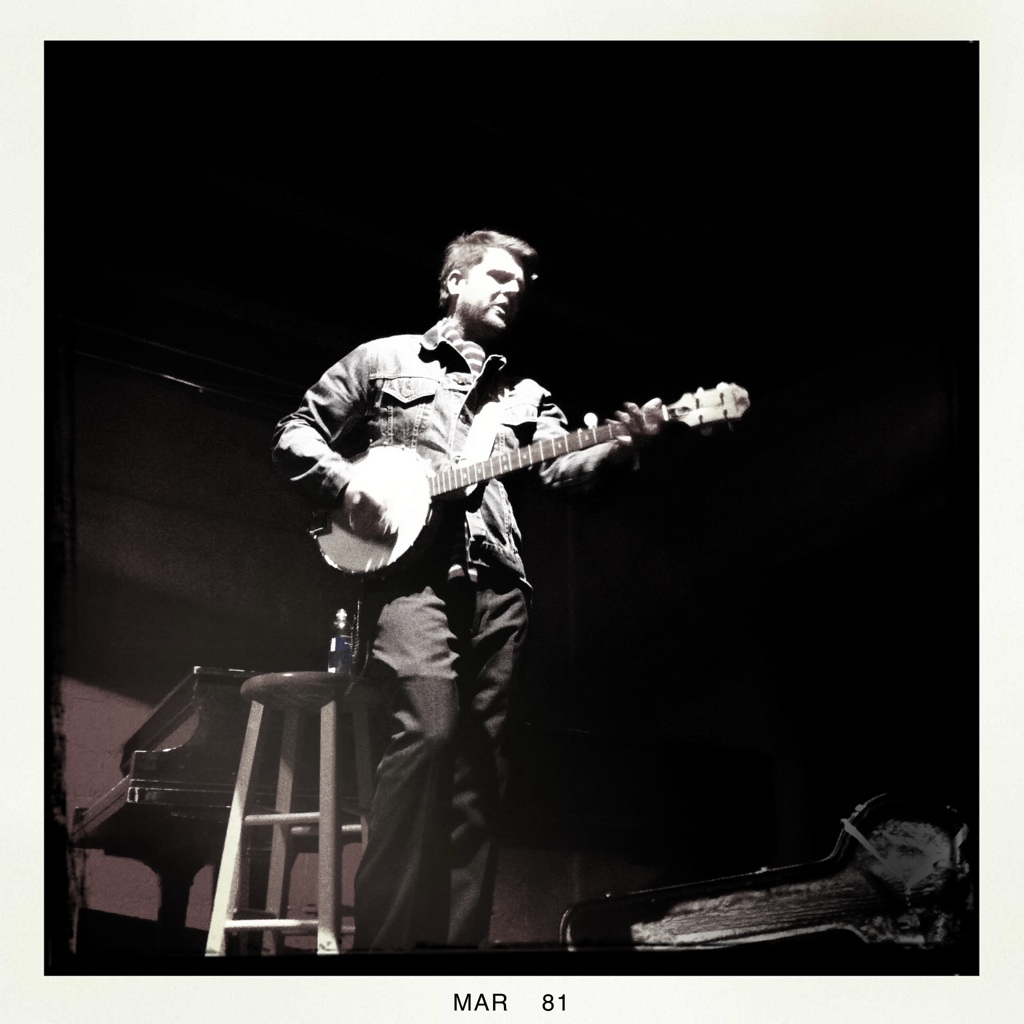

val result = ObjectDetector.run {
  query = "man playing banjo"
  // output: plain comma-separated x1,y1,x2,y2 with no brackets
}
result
272,229,666,950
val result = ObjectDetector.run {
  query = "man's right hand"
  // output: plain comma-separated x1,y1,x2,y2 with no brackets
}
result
341,457,408,539
342,485,395,539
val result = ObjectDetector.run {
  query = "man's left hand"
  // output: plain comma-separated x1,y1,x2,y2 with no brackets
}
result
608,397,664,461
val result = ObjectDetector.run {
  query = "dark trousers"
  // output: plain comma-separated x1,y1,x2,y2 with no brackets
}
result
352,568,529,950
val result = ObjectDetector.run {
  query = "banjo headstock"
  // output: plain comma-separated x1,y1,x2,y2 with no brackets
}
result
663,382,750,432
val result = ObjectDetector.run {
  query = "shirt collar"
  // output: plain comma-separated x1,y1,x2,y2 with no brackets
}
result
422,319,508,375
421,320,447,351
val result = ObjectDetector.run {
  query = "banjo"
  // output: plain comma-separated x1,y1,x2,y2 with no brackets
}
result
309,382,750,577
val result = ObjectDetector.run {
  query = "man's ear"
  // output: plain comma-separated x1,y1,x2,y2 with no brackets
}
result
446,270,464,298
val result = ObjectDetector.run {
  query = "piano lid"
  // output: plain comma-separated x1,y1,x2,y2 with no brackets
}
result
116,666,258,776
70,667,261,854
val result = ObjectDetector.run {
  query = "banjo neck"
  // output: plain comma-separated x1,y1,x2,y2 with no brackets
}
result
429,382,750,499
430,421,626,498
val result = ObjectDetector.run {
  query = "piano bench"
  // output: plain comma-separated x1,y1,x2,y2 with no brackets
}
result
205,671,383,956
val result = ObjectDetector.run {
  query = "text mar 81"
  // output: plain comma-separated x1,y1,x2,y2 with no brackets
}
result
453,993,567,1012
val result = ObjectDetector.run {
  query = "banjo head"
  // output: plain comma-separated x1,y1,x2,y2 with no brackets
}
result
311,446,434,576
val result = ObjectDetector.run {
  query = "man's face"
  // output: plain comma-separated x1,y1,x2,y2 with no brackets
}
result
448,247,526,341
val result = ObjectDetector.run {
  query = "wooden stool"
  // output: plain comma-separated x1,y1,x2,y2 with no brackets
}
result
205,671,381,956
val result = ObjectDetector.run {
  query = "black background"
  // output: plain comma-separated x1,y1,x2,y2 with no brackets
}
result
48,42,976,411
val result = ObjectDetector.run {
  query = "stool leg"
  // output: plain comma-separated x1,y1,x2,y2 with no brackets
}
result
317,699,341,954
262,708,302,954
351,701,375,844
206,701,265,956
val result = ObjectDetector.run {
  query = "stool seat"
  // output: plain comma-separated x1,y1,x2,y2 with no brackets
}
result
241,671,381,713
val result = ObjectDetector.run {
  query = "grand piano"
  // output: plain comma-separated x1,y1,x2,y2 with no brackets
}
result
70,665,373,956
71,666,275,951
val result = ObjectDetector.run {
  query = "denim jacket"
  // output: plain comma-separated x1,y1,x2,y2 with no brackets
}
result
272,321,622,584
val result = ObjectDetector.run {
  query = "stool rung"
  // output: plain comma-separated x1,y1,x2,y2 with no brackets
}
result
224,918,318,933
244,811,320,827
241,811,362,836
224,919,356,936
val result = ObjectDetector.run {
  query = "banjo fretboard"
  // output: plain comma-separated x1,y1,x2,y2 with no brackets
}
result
429,421,629,498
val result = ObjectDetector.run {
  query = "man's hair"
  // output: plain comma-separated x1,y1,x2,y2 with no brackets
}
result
438,229,539,311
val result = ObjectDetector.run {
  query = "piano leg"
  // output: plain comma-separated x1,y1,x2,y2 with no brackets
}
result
150,854,210,954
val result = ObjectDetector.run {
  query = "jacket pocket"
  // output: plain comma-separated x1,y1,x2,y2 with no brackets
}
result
377,375,439,404
372,374,439,446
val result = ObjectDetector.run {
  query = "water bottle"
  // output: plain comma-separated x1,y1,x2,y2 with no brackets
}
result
327,608,353,674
